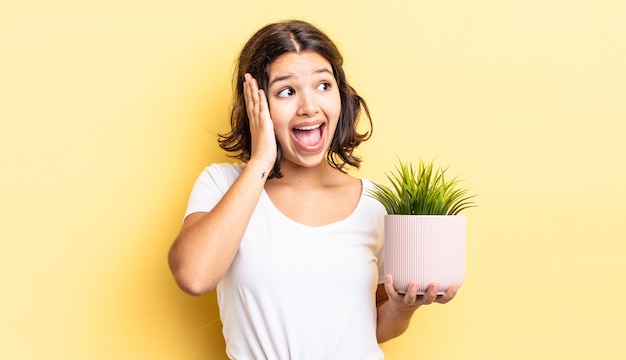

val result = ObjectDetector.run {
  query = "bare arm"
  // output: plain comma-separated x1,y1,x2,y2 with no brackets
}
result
168,160,270,295
376,275,458,343
168,74,275,296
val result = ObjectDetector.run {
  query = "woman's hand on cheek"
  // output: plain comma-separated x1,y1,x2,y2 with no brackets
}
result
244,73,277,171
384,274,459,314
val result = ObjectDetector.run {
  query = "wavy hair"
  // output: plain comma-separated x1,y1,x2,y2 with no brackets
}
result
218,20,372,178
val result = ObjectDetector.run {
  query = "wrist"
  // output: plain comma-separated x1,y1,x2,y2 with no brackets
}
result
245,158,274,179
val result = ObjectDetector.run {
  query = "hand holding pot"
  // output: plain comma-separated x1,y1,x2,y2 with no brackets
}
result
384,274,458,309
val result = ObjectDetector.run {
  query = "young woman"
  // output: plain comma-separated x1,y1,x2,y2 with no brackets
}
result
168,20,458,359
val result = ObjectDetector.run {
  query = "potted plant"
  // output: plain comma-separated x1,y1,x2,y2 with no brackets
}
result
367,158,476,294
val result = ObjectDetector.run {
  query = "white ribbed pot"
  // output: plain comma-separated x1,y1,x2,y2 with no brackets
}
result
384,215,466,295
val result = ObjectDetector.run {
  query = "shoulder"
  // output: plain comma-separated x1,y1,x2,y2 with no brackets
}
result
360,178,382,200
201,163,246,180
201,162,244,178
185,163,245,217
359,178,388,215
195,162,244,192
360,178,377,191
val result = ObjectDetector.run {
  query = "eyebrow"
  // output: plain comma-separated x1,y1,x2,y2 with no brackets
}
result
268,68,333,88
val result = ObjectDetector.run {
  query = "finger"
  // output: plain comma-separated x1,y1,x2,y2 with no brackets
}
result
243,74,253,113
420,283,439,305
256,89,273,133
384,274,400,299
248,76,260,106
258,89,269,116
385,274,413,305
404,282,422,305
436,285,458,304
243,74,259,117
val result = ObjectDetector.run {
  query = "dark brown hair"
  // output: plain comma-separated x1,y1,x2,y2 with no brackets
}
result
218,20,372,178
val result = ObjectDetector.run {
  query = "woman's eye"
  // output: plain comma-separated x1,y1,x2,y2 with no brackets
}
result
278,88,294,97
317,82,330,91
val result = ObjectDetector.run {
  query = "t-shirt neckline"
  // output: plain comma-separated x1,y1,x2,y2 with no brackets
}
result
260,179,365,230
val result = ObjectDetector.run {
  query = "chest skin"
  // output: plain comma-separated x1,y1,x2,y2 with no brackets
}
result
264,175,362,228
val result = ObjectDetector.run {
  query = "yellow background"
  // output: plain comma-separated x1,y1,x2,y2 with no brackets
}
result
2,0,625,359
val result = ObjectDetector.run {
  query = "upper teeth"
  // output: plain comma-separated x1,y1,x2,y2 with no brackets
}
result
294,124,322,131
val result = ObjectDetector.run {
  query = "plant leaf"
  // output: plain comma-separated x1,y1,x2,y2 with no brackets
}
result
366,157,477,215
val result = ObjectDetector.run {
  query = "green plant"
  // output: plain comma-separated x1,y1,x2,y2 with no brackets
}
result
367,158,476,215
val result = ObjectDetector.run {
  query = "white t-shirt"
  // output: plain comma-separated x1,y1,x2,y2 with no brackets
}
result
185,163,386,360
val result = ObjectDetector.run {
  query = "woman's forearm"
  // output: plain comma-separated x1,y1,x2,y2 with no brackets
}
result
376,299,419,343
168,160,269,295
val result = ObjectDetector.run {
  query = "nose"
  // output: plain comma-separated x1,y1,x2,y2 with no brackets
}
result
296,90,319,116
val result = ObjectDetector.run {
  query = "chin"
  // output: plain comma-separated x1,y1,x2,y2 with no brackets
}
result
283,149,330,169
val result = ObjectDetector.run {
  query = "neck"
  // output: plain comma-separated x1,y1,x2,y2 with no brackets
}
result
272,160,344,187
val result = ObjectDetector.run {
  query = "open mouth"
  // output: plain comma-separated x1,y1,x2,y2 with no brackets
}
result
292,123,325,148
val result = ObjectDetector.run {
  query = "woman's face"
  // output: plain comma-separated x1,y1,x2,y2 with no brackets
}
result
266,50,341,170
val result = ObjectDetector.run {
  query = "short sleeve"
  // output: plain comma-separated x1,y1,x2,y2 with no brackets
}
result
377,241,385,285
184,163,244,219
361,179,387,285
